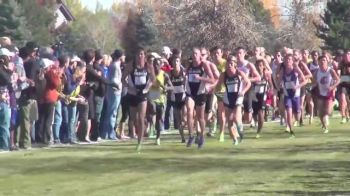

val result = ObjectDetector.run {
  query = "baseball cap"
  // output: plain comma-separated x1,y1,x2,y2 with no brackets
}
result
71,55,81,62
0,48,15,57
40,58,54,69
162,46,172,55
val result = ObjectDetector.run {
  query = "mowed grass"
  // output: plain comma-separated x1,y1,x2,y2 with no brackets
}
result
0,117,350,196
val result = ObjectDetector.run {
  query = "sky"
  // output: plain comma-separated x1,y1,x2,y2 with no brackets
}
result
80,0,116,10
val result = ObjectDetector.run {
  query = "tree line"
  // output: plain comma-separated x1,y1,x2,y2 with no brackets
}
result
0,0,349,57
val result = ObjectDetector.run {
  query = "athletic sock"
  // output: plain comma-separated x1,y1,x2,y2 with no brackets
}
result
237,123,244,140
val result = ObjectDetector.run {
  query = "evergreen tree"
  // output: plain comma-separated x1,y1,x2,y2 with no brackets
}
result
248,0,279,51
18,0,56,45
0,0,31,45
122,4,162,58
316,0,350,50
136,6,162,51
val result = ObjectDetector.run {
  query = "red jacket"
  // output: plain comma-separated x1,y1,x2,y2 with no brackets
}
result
43,67,61,103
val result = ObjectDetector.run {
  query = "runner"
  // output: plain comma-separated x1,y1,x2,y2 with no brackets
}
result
235,47,261,140
271,51,284,122
277,54,307,137
252,59,273,138
123,48,155,152
211,46,227,141
168,55,186,143
338,49,350,123
148,56,171,145
314,55,340,133
295,49,312,126
306,50,320,124
216,55,251,145
200,47,220,138
185,47,214,148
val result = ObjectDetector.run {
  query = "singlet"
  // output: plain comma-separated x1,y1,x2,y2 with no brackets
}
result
129,66,149,95
217,58,227,74
254,75,268,95
308,62,319,75
149,70,165,104
185,63,207,96
237,61,251,91
216,59,227,94
170,68,186,103
339,62,350,84
223,71,243,106
317,67,332,97
237,61,250,76
283,69,300,98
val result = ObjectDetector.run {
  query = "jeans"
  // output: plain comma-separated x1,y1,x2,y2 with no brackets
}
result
0,103,11,151
92,96,104,140
102,91,121,139
52,101,62,142
18,99,37,148
38,103,55,144
62,102,77,143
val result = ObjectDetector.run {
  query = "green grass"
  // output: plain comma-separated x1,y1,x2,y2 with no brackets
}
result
1,117,350,196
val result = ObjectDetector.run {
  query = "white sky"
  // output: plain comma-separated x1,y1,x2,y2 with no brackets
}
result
80,0,116,10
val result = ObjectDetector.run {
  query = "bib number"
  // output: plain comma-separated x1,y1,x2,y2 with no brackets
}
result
135,76,147,85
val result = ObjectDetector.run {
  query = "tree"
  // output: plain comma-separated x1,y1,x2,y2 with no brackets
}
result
60,0,121,55
277,0,322,50
18,0,56,45
0,0,31,45
247,0,279,52
316,0,350,50
121,2,163,58
156,0,271,55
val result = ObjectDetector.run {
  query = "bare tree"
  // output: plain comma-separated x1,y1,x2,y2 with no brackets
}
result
276,0,324,50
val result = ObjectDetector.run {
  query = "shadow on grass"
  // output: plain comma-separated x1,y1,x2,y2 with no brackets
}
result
247,190,350,196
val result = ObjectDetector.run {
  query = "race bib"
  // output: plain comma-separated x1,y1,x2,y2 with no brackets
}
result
188,74,200,83
135,76,147,85
284,81,294,89
173,85,185,93
255,86,264,94
227,83,238,92
148,90,161,100
340,75,350,83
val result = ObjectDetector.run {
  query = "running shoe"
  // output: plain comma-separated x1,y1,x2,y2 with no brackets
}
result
181,138,186,143
285,126,291,133
219,132,224,142
233,139,239,146
198,136,205,149
289,134,295,139
194,136,199,144
186,136,194,147
256,134,261,139
341,118,347,124
156,138,160,145
309,117,313,125
136,143,142,152
323,128,329,134
293,121,299,127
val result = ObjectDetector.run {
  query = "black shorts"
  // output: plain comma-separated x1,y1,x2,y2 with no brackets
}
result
186,94,207,107
77,102,89,121
339,83,350,95
127,94,147,107
171,101,185,109
205,93,214,113
252,94,266,116
300,86,306,97
243,88,254,113
120,95,130,123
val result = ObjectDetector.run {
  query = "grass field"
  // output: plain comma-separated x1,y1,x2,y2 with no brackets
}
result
0,116,350,196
